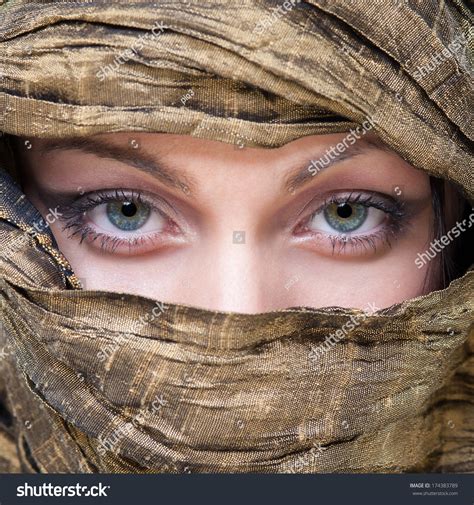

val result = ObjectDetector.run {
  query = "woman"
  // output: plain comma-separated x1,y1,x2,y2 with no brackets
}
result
12,130,471,312
0,0,472,473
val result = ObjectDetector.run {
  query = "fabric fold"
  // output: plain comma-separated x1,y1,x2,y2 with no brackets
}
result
1,0,473,473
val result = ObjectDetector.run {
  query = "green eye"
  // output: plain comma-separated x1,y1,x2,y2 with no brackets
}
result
323,202,368,233
106,201,150,231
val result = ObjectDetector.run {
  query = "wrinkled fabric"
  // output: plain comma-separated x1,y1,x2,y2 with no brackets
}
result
0,0,473,473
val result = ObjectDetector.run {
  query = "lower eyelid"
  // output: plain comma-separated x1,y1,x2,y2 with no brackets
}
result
65,222,184,255
293,204,407,256
293,227,401,257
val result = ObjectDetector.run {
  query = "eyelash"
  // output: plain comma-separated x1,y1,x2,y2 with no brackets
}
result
295,191,408,255
59,189,178,254
58,189,408,256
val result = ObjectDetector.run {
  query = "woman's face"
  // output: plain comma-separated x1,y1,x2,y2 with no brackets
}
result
18,131,435,313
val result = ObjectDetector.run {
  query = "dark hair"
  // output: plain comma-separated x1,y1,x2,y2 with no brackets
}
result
430,177,473,289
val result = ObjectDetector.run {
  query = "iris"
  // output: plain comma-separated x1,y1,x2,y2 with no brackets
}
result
323,202,368,233
106,201,150,231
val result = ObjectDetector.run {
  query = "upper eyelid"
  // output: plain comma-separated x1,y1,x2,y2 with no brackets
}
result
296,190,397,221
313,194,388,215
61,188,179,220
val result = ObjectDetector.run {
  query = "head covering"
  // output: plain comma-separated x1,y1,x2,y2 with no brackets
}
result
0,0,472,473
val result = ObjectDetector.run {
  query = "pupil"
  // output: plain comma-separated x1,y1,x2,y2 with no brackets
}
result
337,203,353,219
121,202,137,218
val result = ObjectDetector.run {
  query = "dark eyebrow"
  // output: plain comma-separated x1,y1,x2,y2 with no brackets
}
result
40,137,194,194
284,137,393,193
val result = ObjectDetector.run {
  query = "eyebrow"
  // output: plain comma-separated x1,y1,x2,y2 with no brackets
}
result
39,137,194,194
284,138,393,193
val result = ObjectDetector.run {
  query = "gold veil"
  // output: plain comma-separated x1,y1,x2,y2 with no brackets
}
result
0,0,472,473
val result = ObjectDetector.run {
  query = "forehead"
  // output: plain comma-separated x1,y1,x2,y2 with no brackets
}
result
18,131,407,199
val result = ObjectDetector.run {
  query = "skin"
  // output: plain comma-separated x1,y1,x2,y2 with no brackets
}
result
17,132,437,313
